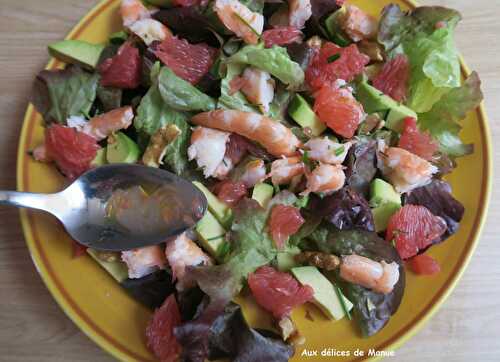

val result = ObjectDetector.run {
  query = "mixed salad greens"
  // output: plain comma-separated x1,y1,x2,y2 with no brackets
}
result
30,0,483,360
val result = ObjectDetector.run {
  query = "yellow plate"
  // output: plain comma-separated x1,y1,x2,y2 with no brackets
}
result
16,0,492,361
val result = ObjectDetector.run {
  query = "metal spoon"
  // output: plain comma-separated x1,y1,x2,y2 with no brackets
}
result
0,164,207,251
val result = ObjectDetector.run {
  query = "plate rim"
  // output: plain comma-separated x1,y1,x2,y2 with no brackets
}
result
15,0,493,361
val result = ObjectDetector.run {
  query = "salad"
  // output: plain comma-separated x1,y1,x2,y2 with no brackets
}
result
30,0,484,361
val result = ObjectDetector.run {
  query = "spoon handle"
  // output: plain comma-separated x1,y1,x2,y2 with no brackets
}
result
0,191,53,213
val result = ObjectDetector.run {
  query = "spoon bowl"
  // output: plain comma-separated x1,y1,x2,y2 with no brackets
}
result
1,164,207,250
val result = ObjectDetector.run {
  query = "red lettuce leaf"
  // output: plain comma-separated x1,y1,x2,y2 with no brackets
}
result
345,138,378,198
175,302,293,362
309,188,375,232
121,270,175,309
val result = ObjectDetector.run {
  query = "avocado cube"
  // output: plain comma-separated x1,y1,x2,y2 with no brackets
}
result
90,148,107,167
356,81,417,132
292,266,353,320
193,181,233,228
288,94,326,136
48,40,105,70
87,248,128,283
195,210,227,259
369,179,401,232
106,132,140,164
251,182,274,208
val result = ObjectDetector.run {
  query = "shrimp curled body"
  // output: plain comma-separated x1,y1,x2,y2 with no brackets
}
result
191,110,301,157
340,254,400,294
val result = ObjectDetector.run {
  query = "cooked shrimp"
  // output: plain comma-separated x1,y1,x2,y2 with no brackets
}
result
302,163,345,195
239,159,267,187
240,67,275,114
304,138,352,165
187,126,233,179
121,245,166,279
128,18,171,46
165,232,213,291
382,147,437,193
341,5,378,42
269,156,305,185
120,0,151,27
214,0,264,45
288,0,312,30
32,144,51,162
340,254,400,294
191,110,301,157
82,106,134,141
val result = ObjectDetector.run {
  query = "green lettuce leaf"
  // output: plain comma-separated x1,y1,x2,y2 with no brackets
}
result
96,84,122,112
239,0,265,13
134,83,198,178
32,65,99,124
228,45,305,88
378,5,462,112
218,63,258,112
189,198,277,304
157,66,216,112
418,72,483,157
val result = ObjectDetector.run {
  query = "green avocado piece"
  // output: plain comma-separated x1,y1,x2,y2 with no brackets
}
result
372,204,401,233
356,81,417,132
193,181,233,228
195,210,227,260
288,94,326,136
276,246,301,272
324,7,351,47
292,266,353,320
87,249,128,283
369,179,401,207
106,132,140,164
369,179,401,232
90,148,107,167
48,40,105,70
251,182,274,208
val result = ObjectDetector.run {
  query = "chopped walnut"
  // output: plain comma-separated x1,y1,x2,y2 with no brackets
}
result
142,124,181,168
358,40,384,62
277,316,305,346
295,251,340,271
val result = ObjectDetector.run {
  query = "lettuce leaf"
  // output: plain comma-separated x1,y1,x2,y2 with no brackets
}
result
239,0,264,13
418,72,483,157
175,302,293,362
134,83,197,177
175,199,278,362
378,5,462,112
345,137,378,197
157,66,216,112
308,188,375,232
218,63,258,112
153,5,228,44
32,65,99,124
120,270,174,309
228,45,305,88
213,303,293,362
